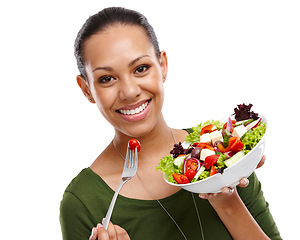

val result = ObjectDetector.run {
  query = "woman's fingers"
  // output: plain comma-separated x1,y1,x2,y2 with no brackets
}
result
256,155,266,169
115,225,131,239
199,178,248,200
89,227,98,240
198,193,212,199
88,221,130,240
221,187,235,195
237,177,249,188
106,221,118,240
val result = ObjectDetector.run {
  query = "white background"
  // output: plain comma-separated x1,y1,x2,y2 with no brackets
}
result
1,0,299,239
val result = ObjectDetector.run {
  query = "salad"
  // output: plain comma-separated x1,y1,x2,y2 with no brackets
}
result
157,104,266,184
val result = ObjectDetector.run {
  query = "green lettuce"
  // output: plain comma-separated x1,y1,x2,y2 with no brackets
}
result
241,123,266,154
199,170,210,180
156,156,180,184
185,120,224,143
216,154,226,169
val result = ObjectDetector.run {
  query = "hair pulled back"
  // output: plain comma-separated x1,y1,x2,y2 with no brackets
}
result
74,7,160,79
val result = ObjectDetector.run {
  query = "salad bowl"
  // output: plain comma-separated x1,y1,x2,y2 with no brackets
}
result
163,115,267,193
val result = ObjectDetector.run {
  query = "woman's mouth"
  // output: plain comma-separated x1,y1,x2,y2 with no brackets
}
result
116,99,151,122
118,100,149,115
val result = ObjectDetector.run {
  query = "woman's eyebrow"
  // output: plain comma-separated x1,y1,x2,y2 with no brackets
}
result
92,66,113,72
92,55,150,73
128,55,150,67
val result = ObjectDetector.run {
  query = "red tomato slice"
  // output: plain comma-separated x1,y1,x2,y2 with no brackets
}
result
200,124,217,135
204,155,220,169
128,139,141,152
172,173,189,184
184,159,199,172
185,169,196,181
210,165,217,176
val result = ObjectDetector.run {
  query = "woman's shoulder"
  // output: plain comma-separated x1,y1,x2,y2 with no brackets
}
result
64,168,94,192
60,168,113,216
63,168,109,201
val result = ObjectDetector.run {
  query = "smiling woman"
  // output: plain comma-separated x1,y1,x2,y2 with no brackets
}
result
59,7,282,240
77,23,167,137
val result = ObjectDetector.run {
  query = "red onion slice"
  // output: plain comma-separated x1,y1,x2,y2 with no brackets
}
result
245,118,262,130
226,117,232,132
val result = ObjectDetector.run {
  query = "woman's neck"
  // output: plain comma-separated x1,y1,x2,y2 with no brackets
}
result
112,114,176,165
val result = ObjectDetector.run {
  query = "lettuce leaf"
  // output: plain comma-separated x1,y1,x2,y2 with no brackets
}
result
241,123,266,154
185,120,224,143
199,170,210,180
156,155,179,184
216,154,226,168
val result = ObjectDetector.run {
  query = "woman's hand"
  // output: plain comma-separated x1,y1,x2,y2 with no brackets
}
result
89,221,130,240
198,155,270,239
198,155,266,207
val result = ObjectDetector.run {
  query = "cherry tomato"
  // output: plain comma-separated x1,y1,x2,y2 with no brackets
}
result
172,173,189,184
200,124,217,135
185,169,196,181
204,155,220,169
184,158,200,172
128,139,141,152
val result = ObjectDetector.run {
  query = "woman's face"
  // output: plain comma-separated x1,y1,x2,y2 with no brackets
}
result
78,24,168,137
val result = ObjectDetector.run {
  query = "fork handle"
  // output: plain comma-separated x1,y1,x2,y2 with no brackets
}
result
103,180,126,230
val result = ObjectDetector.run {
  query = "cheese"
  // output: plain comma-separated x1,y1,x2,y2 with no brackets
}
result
210,130,223,145
200,133,211,145
232,125,247,140
200,149,215,161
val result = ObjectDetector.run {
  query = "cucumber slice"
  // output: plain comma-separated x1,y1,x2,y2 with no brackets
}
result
173,155,186,169
192,166,206,182
224,151,245,167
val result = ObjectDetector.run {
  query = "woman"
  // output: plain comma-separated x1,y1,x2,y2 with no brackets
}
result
60,7,281,240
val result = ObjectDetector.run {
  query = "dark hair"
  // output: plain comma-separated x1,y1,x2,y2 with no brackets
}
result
74,7,161,80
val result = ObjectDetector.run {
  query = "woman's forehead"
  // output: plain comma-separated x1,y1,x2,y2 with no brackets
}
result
85,24,150,50
83,25,156,67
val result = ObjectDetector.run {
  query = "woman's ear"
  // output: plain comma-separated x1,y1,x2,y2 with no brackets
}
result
76,75,95,103
160,51,168,82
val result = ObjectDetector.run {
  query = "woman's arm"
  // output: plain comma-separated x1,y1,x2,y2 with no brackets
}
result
198,156,274,240
205,186,270,240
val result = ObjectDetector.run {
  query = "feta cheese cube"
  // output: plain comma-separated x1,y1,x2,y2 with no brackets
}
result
200,133,211,145
200,149,215,161
210,130,223,145
232,125,247,140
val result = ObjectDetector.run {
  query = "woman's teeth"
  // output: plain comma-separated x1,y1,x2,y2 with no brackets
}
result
119,101,149,115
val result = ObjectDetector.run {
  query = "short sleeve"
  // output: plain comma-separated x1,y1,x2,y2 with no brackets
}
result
237,173,282,240
60,191,96,240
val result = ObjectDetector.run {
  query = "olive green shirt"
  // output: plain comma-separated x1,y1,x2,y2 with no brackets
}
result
60,168,281,239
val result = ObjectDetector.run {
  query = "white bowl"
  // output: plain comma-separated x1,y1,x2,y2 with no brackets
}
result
163,115,267,193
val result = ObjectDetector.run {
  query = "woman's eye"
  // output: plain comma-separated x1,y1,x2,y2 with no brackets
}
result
99,75,114,83
135,65,149,74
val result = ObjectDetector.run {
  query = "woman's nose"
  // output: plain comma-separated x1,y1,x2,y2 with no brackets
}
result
119,76,141,101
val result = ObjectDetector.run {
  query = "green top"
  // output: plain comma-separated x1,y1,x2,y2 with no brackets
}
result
60,168,281,240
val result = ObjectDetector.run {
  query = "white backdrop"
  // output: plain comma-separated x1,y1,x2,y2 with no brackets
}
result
1,0,299,239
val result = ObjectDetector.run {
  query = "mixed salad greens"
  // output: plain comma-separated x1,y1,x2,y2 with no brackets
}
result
156,104,266,184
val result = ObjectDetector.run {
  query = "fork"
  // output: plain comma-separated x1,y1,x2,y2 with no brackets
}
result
102,145,138,229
